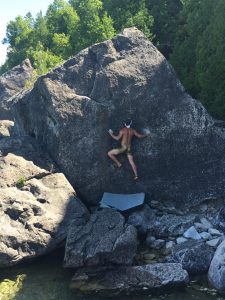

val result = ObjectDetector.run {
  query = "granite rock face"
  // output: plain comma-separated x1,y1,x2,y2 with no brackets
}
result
127,205,197,238
127,204,157,235
208,240,225,292
148,214,198,238
71,263,189,296
64,208,138,268
0,59,34,120
12,27,225,208
166,240,214,274
0,131,89,267
213,207,225,231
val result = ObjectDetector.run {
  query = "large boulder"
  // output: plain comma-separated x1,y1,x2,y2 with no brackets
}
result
166,240,214,274
208,240,225,292
148,214,198,238
0,59,34,120
12,27,225,208
0,136,89,266
212,207,225,232
127,205,197,237
70,263,189,296
64,208,138,268
127,204,157,235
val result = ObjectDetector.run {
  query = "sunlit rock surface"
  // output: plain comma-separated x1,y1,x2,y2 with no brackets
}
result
12,28,225,209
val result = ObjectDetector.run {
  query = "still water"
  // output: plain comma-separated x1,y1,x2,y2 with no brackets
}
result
0,250,224,300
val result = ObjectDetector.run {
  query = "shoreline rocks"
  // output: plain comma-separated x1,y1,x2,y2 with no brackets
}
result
71,263,189,296
165,241,214,274
64,208,138,268
208,240,225,292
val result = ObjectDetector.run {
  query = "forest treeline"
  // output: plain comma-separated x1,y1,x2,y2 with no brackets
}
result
1,0,225,119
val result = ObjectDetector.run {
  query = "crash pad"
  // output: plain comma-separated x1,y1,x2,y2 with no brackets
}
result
100,192,145,211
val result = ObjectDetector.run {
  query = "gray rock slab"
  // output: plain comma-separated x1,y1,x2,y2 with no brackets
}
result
0,172,89,267
148,214,198,238
208,240,225,292
206,238,221,248
199,204,208,212
200,218,213,229
0,153,49,188
176,237,188,244
194,222,209,232
0,136,89,267
166,241,175,249
146,238,165,250
213,207,225,231
200,232,211,240
64,208,138,268
127,204,157,235
146,235,156,243
0,59,34,120
183,226,202,240
208,228,222,236
71,263,189,296
166,240,215,274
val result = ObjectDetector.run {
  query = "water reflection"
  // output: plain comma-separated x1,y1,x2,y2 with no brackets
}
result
0,249,224,300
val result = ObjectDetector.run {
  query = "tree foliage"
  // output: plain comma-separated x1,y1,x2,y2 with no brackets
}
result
125,0,154,40
146,0,182,57
1,0,115,75
170,0,225,119
69,0,115,51
195,0,225,118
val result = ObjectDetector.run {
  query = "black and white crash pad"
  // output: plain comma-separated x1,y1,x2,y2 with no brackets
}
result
100,192,145,211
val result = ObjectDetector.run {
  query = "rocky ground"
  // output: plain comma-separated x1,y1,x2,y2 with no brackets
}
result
65,198,225,295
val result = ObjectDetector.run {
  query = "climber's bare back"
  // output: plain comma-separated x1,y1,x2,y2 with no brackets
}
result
119,128,143,146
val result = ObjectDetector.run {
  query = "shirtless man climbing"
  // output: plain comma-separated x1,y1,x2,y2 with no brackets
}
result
108,119,148,180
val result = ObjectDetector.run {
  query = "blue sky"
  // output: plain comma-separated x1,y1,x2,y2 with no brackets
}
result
0,0,54,65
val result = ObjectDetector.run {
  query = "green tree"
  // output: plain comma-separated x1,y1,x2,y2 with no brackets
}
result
46,0,79,35
125,0,154,40
102,0,142,32
147,0,182,57
46,0,79,56
170,0,214,97
52,33,72,58
2,14,34,69
195,0,225,119
26,42,63,75
3,14,34,49
69,0,116,51
32,12,50,48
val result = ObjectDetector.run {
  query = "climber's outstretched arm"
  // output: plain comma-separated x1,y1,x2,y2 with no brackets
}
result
133,129,148,139
109,129,123,141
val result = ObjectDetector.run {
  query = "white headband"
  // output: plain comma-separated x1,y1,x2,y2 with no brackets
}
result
125,120,132,128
